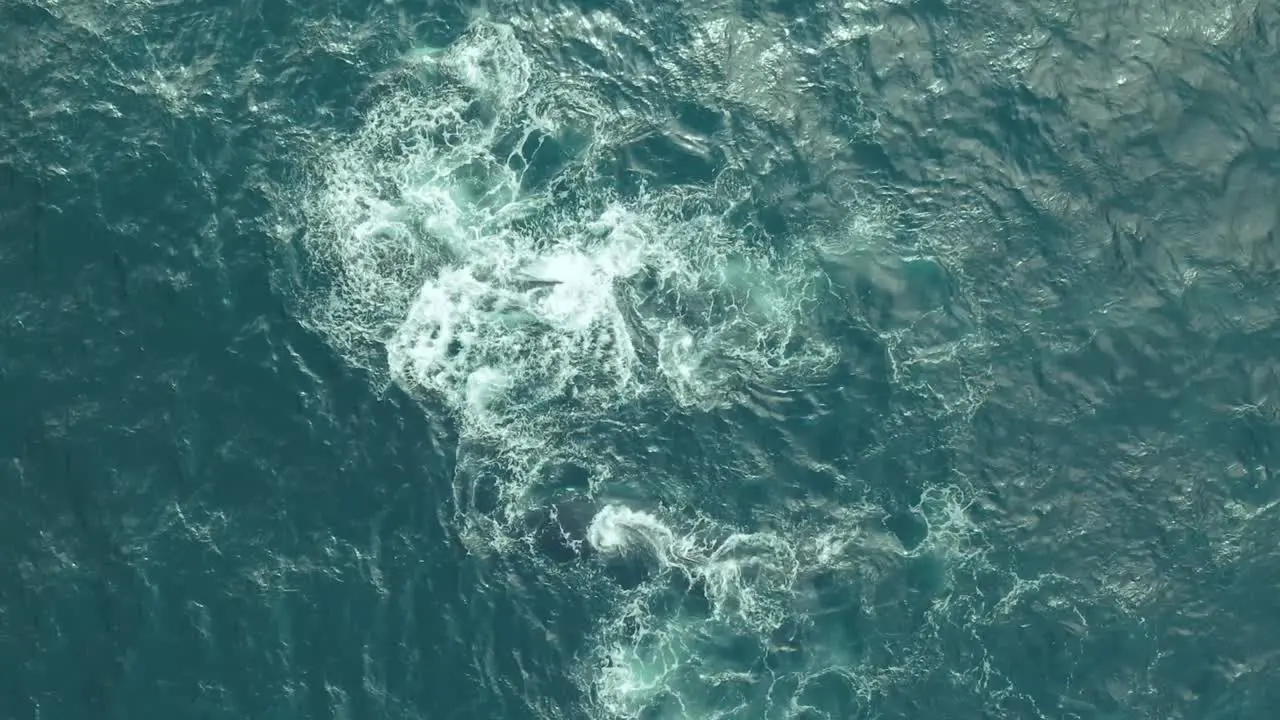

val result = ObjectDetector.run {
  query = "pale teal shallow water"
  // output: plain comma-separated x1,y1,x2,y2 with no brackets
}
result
2,1,1280,718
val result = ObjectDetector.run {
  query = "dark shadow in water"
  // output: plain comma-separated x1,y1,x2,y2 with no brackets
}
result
524,496,599,563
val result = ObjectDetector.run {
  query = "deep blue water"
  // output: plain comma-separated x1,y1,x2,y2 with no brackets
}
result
3,0,1280,718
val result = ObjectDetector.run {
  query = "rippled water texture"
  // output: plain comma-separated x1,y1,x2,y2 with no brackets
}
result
3,0,1279,718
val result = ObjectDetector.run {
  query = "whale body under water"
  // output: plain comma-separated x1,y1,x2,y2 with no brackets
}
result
525,498,654,588
524,499,711,608
525,497,599,563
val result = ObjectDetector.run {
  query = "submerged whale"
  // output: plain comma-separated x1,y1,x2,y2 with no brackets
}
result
524,498,654,589
524,497,599,563
512,272,564,290
523,498,711,608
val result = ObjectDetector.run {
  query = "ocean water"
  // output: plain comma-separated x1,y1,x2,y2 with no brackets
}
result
3,0,1279,718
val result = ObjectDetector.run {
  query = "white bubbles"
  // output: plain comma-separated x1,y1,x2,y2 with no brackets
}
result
581,487,994,719
287,17,999,720
295,19,838,517
589,504,682,557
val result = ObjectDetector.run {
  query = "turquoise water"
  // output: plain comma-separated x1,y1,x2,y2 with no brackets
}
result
3,0,1279,718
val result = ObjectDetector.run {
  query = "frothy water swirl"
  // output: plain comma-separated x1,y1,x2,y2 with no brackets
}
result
287,20,993,719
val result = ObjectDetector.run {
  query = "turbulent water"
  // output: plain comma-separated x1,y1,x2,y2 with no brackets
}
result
3,0,1280,718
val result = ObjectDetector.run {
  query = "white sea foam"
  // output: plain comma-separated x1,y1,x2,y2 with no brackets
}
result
286,18,1008,720
582,485,994,719
294,21,838,529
